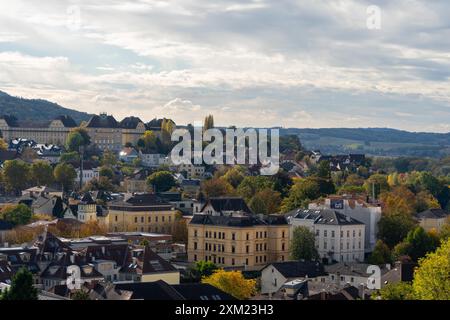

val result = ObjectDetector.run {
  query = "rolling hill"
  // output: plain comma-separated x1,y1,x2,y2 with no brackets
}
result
0,90,92,123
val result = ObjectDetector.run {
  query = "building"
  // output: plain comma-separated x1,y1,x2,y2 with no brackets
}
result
0,115,77,145
123,169,151,193
119,147,139,164
139,151,171,167
83,113,122,152
287,209,365,263
188,197,290,269
106,193,177,233
119,116,146,146
260,260,325,295
309,195,381,252
415,208,450,232
178,163,206,179
69,161,100,187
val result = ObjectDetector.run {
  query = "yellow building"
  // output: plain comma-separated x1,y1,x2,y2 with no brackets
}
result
416,208,449,232
0,115,77,145
187,198,290,270
105,193,178,234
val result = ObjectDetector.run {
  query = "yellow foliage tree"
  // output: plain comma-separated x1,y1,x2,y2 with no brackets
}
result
412,238,450,300
201,270,256,300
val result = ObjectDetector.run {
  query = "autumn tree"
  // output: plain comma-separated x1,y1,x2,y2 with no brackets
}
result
372,282,414,300
0,137,7,150
249,188,282,214
146,171,176,192
171,212,188,243
54,163,77,192
101,150,117,167
290,226,318,261
3,159,30,194
220,166,246,188
281,178,321,212
203,114,214,131
413,238,450,300
202,270,256,300
237,176,274,202
30,160,54,186
137,130,159,153
201,178,234,198
364,174,389,199
1,204,33,226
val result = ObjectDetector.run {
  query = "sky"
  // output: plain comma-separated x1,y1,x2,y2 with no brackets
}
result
0,0,449,132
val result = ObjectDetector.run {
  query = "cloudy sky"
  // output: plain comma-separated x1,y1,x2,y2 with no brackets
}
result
0,0,449,132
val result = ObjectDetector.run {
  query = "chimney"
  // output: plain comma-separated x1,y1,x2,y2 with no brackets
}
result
70,254,75,264
358,284,365,300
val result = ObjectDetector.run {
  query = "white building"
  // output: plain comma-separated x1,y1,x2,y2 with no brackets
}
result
139,151,171,167
308,196,381,252
287,209,365,263
75,164,100,186
177,163,205,179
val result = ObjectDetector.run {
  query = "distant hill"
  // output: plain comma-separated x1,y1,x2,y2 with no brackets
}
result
0,90,92,124
281,128,450,158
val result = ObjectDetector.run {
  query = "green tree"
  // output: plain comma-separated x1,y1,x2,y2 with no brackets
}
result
372,282,414,300
368,240,392,265
393,227,439,261
317,160,331,179
60,151,80,163
137,130,159,153
54,163,77,192
30,160,54,186
66,127,91,152
146,171,176,192
364,174,389,199
290,226,318,261
281,178,321,212
413,238,450,300
237,176,274,202
3,159,30,194
192,260,218,279
378,213,416,248
84,176,115,192
0,267,38,300
99,166,114,180
221,166,245,189
101,150,117,167
1,204,33,226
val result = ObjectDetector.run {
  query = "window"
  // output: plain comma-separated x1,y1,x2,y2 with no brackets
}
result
316,229,320,236
282,231,285,238
246,233,249,241
347,230,350,237
141,217,144,223
353,230,355,237
168,216,172,222
162,216,165,222
205,231,208,238
264,243,267,250
155,216,159,223
324,230,327,237
194,242,197,250
232,233,236,241
256,232,259,239
232,246,235,253
222,232,225,239
232,258,235,266
331,230,335,238
194,230,198,237
194,254,197,261
115,215,118,222
148,217,151,223
359,230,361,237
282,243,285,251
245,258,249,265
214,232,217,239
324,242,327,249
264,231,267,238
340,230,343,237
246,245,249,254
134,217,138,223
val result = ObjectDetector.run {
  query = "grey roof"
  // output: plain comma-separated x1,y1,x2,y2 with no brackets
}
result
416,208,449,219
85,114,119,128
190,214,288,227
288,209,364,226
120,116,144,129
324,263,391,277
201,197,252,214
262,261,326,278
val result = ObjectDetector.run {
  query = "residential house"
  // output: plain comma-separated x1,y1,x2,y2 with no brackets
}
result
309,195,382,252
287,209,365,263
119,147,139,164
260,260,326,295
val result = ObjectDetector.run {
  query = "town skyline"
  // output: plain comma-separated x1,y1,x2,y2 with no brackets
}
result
1,1,450,132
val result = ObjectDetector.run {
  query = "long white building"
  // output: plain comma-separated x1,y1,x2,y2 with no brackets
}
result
287,209,365,264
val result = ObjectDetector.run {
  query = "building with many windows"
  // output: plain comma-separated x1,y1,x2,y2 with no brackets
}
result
287,209,365,263
187,197,290,270
0,115,77,145
105,193,178,234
